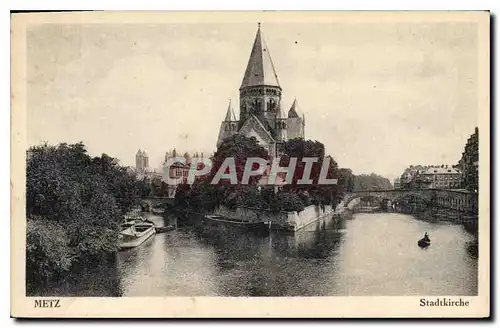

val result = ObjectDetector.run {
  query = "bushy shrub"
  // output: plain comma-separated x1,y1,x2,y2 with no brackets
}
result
272,192,305,212
220,186,267,209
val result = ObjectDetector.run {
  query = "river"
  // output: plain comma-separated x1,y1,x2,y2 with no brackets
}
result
36,211,478,296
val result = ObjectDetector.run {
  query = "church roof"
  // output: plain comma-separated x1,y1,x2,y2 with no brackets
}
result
238,114,275,143
240,24,281,90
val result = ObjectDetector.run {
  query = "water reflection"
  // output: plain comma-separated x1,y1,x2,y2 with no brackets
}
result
328,213,478,296
31,211,479,297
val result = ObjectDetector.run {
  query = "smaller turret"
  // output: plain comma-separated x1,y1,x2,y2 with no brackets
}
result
217,99,239,148
287,98,305,139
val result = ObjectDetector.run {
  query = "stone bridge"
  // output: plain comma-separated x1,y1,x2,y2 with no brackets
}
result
343,189,478,213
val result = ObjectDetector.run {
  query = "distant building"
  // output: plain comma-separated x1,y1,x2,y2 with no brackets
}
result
163,149,205,198
393,177,401,189
458,127,479,192
420,166,461,189
398,164,462,190
135,149,149,173
399,165,427,189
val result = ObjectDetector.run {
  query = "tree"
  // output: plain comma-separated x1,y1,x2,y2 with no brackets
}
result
271,191,305,212
175,135,270,211
91,153,142,215
353,173,393,191
281,139,342,206
151,176,168,197
210,134,269,185
338,168,355,193
282,139,326,185
26,142,145,286
174,183,191,208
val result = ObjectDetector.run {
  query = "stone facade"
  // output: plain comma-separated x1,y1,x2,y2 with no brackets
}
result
398,164,462,189
163,149,205,198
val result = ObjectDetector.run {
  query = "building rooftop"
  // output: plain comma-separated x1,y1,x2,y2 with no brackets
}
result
422,167,461,175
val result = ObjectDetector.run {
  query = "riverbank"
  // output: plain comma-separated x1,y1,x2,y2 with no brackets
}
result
173,202,350,233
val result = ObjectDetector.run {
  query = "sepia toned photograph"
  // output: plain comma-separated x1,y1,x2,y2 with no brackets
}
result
11,11,490,318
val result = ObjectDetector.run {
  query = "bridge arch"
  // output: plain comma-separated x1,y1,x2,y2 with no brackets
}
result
141,197,175,211
343,194,386,208
343,189,433,208
342,189,477,213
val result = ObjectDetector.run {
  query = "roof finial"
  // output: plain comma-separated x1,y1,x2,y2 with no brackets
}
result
258,22,261,29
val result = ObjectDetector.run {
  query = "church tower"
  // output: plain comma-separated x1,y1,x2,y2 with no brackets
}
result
216,24,306,158
135,149,149,173
239,23,282,133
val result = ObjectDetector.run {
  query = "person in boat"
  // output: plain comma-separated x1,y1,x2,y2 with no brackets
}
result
423,232,430,242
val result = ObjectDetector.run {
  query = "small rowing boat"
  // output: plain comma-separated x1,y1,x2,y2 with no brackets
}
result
418,233,431,248
119,221,156,250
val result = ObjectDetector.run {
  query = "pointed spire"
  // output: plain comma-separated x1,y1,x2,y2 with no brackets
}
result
240,24,280,89
288,98,299,118
224,99,236,122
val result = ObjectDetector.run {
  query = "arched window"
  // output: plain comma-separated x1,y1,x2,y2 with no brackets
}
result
254,98,263,113
269,98,276,112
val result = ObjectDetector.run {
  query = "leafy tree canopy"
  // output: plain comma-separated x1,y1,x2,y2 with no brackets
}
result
26,142,147,285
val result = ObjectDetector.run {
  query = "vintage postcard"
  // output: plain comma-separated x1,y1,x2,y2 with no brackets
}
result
11,11,490,318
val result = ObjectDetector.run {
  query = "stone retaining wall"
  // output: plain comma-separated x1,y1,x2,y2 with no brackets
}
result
213,204,335,232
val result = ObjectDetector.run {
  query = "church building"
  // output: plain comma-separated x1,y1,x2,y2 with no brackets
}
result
217,24,306,158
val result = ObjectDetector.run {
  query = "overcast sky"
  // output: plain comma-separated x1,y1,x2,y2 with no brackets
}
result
26,21,478,181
